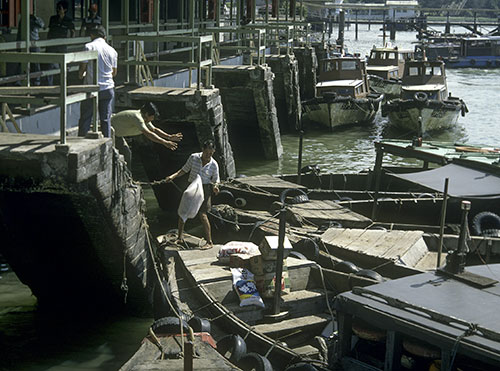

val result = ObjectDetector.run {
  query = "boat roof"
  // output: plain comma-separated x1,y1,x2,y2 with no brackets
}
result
402,84,445,91
370,46,414,53
367,66,399,72
317,79,363,88
393,163,500,198
462,36,500,41
336,264,500,361
375,139,500,167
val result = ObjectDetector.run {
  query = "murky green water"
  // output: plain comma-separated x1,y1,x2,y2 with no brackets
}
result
2,26,500,370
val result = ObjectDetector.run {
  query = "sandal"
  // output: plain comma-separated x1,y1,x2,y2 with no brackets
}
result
175,239,190,250
199,242,213,250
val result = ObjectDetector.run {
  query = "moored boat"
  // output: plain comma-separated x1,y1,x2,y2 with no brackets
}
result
381,59,467,134
302,56,383,130
444,35,500,68
366,45,414,100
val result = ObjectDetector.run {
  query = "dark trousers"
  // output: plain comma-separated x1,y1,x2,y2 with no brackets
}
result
78,88,114,138
43,45,67,86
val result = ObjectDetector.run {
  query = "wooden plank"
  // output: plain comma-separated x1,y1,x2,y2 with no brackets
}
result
381,230,425,259
252,314,330,338
0,85,99,95
321,228,367,250
233,174,307,191
289,200,371,228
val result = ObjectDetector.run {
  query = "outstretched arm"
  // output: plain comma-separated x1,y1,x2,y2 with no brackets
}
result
165,169,186,183
142,127,178,150
151,127,183,142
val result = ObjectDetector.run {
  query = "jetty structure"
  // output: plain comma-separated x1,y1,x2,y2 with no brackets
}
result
0,0,328,312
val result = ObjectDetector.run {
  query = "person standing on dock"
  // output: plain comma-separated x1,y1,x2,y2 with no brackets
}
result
165,139,220,250
111,102,183,166
16,12,45,86
80,3,102,37
44,1,75,86
78,26,117,138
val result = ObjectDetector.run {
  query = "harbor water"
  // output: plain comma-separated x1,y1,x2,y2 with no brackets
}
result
1,26,500,370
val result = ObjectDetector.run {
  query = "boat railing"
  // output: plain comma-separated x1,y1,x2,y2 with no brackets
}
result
0,50,99,145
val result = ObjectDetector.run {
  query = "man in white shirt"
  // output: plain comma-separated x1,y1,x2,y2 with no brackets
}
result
165,140,220,249
111,102,182,166
78,26,117,138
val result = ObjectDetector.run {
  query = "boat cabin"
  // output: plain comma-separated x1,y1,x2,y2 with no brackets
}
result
400,60,448,101
366,65,400,81
459,36,500,58
367,46,414,77
316,57,370,98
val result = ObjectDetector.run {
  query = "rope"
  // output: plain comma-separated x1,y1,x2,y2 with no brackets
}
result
449,323,478,370
142,216,187,356
120,252,128,304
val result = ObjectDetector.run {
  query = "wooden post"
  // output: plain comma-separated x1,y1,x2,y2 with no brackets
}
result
336,311,352,361
445,11,450,34
370,146,384,221
385,330,402,371
355,10,358,41
437,178,449,268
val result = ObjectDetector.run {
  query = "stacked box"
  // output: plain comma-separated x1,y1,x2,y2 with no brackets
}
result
259,235,293,260
254,271,291,298
229,253,256,269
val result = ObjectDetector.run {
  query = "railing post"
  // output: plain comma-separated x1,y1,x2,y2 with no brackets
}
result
60,54,67,144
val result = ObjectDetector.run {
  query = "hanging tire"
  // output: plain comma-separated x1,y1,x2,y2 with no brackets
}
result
333,260,360,274
470,58,476,66
217,334,247,364
471,211,500,236
151,316,190,335
355,269,384,282
188,316,211,333
235,197,247,208
216,190,235,204
295,237,320,260
414,91,428,102
153,279,175,320
238,352,273,371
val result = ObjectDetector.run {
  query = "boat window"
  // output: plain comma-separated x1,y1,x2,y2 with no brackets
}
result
409,67,420,76
341,60,357,70
370,51,377,59
388,52,396,59
324,61,337,72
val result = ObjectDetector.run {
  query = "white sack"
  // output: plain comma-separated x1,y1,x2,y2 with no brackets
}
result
178,175,204,222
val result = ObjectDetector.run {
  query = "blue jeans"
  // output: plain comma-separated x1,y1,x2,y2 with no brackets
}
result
78,88,114,138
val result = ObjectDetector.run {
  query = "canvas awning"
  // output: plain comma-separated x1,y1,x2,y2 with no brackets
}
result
390,163,500,199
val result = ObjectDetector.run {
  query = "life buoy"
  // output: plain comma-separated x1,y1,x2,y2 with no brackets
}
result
237,352,273,371
471,211,500,236
470,58,476,66
217,334,247,363
414,91,428,102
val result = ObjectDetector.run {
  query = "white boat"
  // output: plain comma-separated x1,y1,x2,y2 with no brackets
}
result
366,45,414,100
302,56,384,130
381,59,468,134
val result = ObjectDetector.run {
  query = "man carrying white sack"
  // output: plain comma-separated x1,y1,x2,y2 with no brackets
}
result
164,139,220,249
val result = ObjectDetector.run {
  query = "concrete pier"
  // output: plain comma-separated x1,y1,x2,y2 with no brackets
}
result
265,54,302,133
293,46,318,101
212,65,283,160
0,133,152,313
122,86,236,211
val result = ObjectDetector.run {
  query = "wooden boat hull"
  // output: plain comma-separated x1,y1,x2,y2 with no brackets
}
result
302,94,383,129
382,98,463,133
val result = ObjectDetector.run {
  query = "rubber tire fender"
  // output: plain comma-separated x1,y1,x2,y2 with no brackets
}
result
414,91,428,102
237,352,273,371
289,251,308,260
151,316,190,335
470,58,476,66
471,211,500,236
355,269,384,282
188,316,211,333
295,237,320,261
333,260,360,274
216,334,247,364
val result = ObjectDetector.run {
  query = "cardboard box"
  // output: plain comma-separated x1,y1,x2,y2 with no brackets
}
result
229,253,255,269
259,235,293,260
249,254,287,276
254,271,291,299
